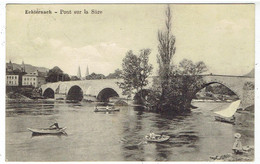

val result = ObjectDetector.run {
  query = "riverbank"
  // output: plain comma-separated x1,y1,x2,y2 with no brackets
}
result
6,97,55,103
210,146,254,161
6,96,129,106
192,99,234,103
209,105,254,161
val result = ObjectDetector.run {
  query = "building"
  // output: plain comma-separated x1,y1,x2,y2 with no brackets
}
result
6,73,19,86
22,70,47,88
77,66,82,79
6,60,26,86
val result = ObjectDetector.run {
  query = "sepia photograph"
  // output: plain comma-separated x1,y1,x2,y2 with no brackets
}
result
5,3,255,162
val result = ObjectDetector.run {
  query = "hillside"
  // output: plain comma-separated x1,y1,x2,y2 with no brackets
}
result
10,63,49,73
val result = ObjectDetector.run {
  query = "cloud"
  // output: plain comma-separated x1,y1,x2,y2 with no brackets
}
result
33,37,44,45
215,19,250,33
49,38,63,48
50,41,127,75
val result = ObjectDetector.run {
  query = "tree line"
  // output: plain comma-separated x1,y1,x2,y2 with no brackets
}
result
46,67,122,83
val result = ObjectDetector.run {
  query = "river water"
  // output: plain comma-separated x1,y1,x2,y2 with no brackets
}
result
6,101,254,161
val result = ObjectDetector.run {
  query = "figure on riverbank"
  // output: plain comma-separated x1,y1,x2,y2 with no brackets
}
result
232,133,243,154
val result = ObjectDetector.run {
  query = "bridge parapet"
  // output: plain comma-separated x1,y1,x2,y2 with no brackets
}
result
41,75,254,109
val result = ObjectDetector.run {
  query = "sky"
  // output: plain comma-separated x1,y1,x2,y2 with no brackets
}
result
6,4,255,76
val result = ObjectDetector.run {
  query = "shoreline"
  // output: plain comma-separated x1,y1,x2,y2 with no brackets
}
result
6,98,235,103
210,146,254,161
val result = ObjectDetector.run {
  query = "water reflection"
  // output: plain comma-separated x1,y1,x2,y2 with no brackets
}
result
31,132,68,138
6,102,254,161
121,107,146,161
6,103,56,117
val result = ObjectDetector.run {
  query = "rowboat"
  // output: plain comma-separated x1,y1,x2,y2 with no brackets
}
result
94,108,120,112
215,116,235,124
27,127,67,134
94,106,120,112
145,134,170,143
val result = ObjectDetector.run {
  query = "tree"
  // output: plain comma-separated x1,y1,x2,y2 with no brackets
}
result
118,49,153,99
46,66,71,82
85,72,106,80
167,59,207,111
106,69,122,79
46,66,64,82
157,5,176,106
63,74,71,81
71,76,81,81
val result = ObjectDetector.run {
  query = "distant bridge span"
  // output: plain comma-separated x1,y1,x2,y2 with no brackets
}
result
41,75,254,109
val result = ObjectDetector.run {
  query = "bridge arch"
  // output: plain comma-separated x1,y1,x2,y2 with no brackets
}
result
193,81,240,102
67,85,84,102
97,88,119,102
43,88,55,98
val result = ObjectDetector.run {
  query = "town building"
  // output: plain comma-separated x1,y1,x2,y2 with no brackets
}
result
22,70,47,87
6,60,26,86
6,73,19,86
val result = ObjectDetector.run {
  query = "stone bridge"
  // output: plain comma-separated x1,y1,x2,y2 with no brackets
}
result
41,75,254,109
201,75,254,109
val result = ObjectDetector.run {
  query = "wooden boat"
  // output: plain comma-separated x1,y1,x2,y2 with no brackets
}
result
215,116,235,124
214,100,240,125
145,134,170,143
94,106,120,112
27,127,67,134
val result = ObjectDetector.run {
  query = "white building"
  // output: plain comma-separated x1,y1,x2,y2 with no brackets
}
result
6,74,19,86
22,70,46,87
6,60,25,86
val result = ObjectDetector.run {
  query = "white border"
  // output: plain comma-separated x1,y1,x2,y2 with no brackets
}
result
0,0,259,164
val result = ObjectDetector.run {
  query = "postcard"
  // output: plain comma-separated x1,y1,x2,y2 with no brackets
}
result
5,4,255,161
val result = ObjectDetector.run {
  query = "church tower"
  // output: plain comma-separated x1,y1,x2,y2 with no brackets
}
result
21,61,26,72
6,60,13,72
77,66,82,79
85,66,89,77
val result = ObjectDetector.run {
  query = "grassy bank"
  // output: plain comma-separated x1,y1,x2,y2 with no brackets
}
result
210,105,254,161
210,146,254,161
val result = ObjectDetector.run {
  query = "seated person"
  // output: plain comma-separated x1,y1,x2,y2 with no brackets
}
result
149,130,156,139
50,122,60,129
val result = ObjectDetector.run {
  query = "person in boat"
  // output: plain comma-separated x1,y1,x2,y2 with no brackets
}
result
232,133,243,154
50,122,60,129
106,106,111,111
149,130,156,139
158,133,164,139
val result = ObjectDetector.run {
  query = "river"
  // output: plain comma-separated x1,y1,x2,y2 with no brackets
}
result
6,101,254,161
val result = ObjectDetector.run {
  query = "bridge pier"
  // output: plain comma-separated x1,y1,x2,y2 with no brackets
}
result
83,95,97,102
55,93,66,100
241,90,254,109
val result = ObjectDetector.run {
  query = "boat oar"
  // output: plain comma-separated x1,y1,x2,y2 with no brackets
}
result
137,136,148,146
59,127,67,136
137,140,147,146
137,140,144,145
62,131,68,136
